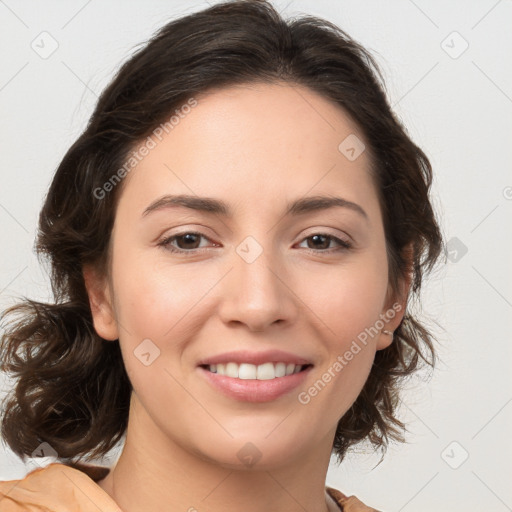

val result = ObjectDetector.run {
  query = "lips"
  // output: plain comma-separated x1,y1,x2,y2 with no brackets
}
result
196,349,314,402
197,349,313,367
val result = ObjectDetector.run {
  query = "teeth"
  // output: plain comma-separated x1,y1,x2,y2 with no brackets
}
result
207,362,305,379
239,363,257,379
275,362,286,378
225,362,238,378
256,362,275,380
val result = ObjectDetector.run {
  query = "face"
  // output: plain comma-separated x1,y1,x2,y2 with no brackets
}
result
86,81,407,470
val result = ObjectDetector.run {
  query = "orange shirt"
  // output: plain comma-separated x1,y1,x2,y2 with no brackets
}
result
0,462,379,511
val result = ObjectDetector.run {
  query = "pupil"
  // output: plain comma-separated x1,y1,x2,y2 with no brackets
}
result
180,233,199,249
310,234,328,249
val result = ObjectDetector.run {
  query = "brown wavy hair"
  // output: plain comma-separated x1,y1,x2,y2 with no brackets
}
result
0,0,445,471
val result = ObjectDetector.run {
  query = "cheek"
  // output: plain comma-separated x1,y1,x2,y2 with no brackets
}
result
302,254,388,340
109,255,199,406
111,251,207,339
298,257,386,404
299,285,381,421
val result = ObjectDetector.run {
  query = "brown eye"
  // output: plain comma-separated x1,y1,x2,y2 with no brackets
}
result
172,233,202,250
158,232,214,254
306,234,330,250
298,233,352,253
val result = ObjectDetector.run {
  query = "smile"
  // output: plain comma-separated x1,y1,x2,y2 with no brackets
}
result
202,362,311,380
198,364,313,402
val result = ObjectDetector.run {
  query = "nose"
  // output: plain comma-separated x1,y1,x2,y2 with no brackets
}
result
218,245,297,332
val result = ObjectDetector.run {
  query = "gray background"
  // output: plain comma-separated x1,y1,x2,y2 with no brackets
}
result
1,1,511,511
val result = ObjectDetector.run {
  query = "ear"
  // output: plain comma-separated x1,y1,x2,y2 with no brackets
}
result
83,264,119,341
376,244,413,351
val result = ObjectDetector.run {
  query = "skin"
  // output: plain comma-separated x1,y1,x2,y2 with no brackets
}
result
85,81,411,512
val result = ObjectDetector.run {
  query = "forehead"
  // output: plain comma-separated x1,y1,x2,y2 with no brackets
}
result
117,81,378,222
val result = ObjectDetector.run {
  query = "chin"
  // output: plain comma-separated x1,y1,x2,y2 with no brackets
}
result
191,434,312,471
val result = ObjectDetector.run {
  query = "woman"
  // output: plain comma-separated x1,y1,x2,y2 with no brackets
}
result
0,1,444,511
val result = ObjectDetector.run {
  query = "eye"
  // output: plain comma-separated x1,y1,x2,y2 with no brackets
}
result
158,232,216,254
296,233,352,254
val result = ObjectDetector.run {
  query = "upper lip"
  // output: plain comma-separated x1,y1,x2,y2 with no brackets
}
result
197,349,313,367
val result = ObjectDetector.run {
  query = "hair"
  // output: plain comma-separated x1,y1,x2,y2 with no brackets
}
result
0,0,445,471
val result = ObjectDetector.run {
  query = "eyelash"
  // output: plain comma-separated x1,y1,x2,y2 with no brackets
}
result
157,231,353,256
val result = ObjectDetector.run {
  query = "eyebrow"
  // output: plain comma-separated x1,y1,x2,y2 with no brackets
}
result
142,194,368,220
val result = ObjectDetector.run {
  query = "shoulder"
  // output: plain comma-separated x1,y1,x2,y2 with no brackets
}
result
0,464,380,512
0,462,119,512
326,486,383,512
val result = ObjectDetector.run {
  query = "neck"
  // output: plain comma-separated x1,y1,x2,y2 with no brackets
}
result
97,394,339,512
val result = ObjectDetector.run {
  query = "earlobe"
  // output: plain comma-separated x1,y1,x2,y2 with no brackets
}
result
83,265,119,341
376,291,407,351
377,328,395,350
377,245,414,351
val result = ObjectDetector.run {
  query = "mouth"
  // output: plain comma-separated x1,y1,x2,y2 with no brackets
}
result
199,362,313,380
196,349,314,402
197,362,314,402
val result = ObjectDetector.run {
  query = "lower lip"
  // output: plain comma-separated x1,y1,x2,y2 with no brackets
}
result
198,365,313,403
